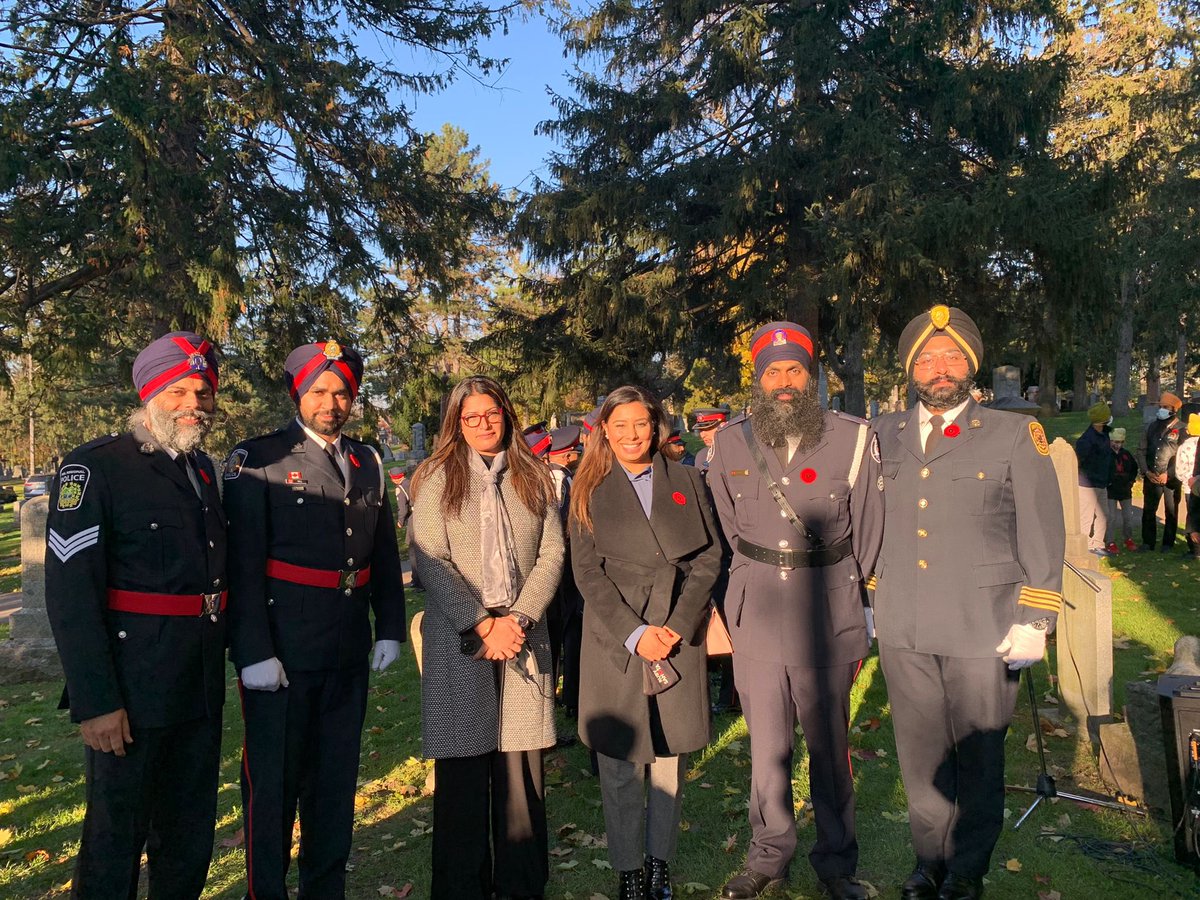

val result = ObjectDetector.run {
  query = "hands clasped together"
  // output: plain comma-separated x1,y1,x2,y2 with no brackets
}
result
473,614,528,661
635,625,681,661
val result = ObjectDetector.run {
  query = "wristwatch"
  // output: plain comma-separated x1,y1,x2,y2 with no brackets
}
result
1028,617,1052,631
513,613,534,631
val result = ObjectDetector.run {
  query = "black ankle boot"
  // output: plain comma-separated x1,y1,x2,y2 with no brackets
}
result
645,856,673,900
619,868,646,900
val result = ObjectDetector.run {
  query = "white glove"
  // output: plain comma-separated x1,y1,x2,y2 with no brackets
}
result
995,624,1047,671
371,639,402,673
240,657,289,691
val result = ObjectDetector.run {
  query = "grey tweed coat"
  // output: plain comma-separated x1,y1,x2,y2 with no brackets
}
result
413,462,565,758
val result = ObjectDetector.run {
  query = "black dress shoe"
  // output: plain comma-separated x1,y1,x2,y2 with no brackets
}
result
901,863,945,900
645,856,673,900
619,869,647,900
818,875,869,899
720,869,783,899
937,873,983,900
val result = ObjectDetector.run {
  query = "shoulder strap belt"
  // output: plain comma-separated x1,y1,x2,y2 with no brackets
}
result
742,420,824,549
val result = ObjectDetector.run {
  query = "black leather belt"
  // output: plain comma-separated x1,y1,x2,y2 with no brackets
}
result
737,537,852,569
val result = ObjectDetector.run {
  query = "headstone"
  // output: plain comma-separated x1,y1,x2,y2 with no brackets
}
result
411,423,427,461
869,400,880,419
992,365,1021,400
12,465,23,479
1098,680,1170,814
0,496,63,682
831,397,841,412
1047,437,1113,742
818,364,828,409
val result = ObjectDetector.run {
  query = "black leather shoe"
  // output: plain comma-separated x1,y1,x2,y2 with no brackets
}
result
720,869,783,899
937,873,983,900
901,863,945,900
818,875,869,899
619,868,647,900
645,856,672,900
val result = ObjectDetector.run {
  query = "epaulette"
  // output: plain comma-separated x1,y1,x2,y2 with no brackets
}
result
830,409,868,426
723,411,749,428
69,432,123,457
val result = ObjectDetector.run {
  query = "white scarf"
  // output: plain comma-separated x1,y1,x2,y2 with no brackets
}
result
470,449,521,609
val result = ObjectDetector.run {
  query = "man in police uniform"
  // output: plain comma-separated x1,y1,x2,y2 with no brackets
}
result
870,306,1065,900
708,322,883,900
225,341,406,900
1140,390,1183,552
45,332,227,898
689,407,729,473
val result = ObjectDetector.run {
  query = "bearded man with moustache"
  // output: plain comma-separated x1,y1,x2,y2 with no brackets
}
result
45,332,228,898
868,307,1064,900
707,323,883,900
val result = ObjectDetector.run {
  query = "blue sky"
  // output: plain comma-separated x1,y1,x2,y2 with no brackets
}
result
403,12,577,193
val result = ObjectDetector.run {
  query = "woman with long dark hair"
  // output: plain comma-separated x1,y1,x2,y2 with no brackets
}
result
569,385,722,900
411,375,565,900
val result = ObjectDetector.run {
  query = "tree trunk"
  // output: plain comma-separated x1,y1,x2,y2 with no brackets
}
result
1111,272,1134,413
1037,301,1058,416
1073,362,1088,412
821,326,866,417
783,213,819,374
1176,325,1187,397
1146,354,1161,405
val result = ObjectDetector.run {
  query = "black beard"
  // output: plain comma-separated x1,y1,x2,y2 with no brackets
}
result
750,382,826,450
912,372,974,410
301,408,348,436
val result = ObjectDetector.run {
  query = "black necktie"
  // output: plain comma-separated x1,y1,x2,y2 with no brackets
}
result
925,414,944,457
323,442,346,486
175,452,201,497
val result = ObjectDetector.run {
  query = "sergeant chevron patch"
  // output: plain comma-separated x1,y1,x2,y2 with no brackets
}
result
48,525,100,563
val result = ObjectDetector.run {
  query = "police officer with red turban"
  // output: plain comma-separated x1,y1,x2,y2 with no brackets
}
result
46,331,227,898
708,323,883,900
225,340,406,900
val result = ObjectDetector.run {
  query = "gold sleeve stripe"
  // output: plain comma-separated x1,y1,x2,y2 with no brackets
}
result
1018,586,1062,612
1021,587,1062,602
865,575,877,591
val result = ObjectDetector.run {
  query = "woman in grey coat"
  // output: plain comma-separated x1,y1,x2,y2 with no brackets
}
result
411,375,565,900
569,386,722,900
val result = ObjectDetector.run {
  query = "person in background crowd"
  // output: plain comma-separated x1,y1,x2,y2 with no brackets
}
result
570,385,722,900
869,306,1064,900
547,425,585,719
661,429,694,466
708,322,883,900
1075,401,1113,556
1105,427,1140,554
1175,412,1200,559
1140,391,1183,552
411,376,564,900
689,407,729,473
46,332,226,899
225,340,407,900
580,406,602,451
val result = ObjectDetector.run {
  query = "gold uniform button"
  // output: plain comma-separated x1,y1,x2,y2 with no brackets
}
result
779,571,789,581
918,559,928,569
917,529,928,538
920,467,930,478
780,476,790,486
918,498,928,509
977,472,986,480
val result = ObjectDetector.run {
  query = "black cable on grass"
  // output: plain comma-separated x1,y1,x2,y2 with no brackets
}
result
1035,832,1196,889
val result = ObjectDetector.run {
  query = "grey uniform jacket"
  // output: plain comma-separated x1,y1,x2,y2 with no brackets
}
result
412,463,565,758
707,411,884,667
869,400,1065,657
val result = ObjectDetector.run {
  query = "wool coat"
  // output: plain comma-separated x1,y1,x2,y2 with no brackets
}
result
413,460,565,758
570,455,721,764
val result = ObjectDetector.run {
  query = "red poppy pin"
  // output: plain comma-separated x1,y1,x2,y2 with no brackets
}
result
943,424,961,438
672,491,687,505
349,452,361,468
800,468,817,483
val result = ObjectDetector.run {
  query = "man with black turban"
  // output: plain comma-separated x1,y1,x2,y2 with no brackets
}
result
869,306,1065,900
45,331,227,898
225,340,406,900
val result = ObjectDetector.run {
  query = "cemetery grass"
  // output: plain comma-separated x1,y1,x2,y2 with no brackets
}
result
4,455,1200,897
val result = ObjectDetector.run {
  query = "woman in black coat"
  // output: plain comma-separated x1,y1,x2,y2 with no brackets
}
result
569,385,723,900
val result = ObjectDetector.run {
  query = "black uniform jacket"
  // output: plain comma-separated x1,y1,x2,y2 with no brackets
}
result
224,420,405,672
570,455,721,762
870,400,1065,657
707,411,884,667
45,425,228,727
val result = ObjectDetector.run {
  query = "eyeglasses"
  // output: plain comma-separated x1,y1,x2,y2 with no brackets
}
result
461,409,504,428
914,349,967,370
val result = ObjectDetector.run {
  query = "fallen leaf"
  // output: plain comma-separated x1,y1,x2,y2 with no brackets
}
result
1026,733,1039,752
557,859,579,870
723,834,737,852
15,784,36,794
1005,858,1022,872
682,884,711,895
549,846,574,858
861,717,882,732
592,858,612,869
1035,874,1052,884
557,823,577,837
395,884,413,898
25,849,50,863
1037,892,1061,900
219,827,245,849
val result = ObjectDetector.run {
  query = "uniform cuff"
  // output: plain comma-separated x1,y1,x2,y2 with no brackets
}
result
1018,586,1063,614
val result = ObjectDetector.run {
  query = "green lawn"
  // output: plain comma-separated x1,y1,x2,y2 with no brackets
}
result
2,420,1198,897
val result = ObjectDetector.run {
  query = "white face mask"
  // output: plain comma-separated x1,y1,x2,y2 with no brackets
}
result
1157,407,1172,420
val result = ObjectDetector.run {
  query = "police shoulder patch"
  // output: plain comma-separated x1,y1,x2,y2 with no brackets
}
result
223,448,249,480
870,433,881,463
1028,422,1050,456
56,464,90,511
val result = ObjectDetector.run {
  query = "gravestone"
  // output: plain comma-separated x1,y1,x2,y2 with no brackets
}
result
411,423,427,461
992,365,1022,401
0,496,63,682
818,364,829,409
1047,437,1113,742
869,400,879,419
831,397,841,412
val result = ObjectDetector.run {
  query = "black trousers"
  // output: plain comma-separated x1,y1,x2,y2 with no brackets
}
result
431,749,548,900
880,647,1020,879
733,655,860,881
239,665,369,900
73,714,222,899
1142,478,1181,549
559,602,584,713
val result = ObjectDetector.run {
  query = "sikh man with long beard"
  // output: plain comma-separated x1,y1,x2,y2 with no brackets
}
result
869,306,1064,900
708,322,883,900
45,332,228,898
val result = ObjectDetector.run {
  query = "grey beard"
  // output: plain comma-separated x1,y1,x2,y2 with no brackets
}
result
913,373,974,411
139,403,214,453
750,382,826,451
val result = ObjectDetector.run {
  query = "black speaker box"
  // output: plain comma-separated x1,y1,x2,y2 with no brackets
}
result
1158,675,1200,870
